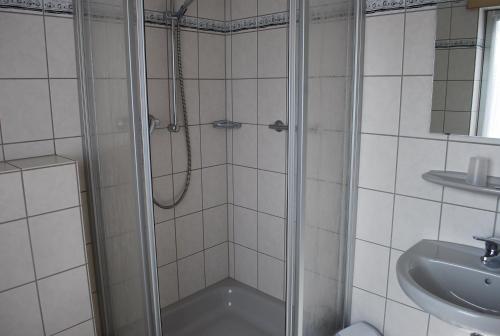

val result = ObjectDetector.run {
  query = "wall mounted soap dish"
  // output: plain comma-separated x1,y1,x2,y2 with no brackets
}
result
423,170,500,196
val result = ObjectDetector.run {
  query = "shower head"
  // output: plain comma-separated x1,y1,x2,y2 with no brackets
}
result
175,0,196,18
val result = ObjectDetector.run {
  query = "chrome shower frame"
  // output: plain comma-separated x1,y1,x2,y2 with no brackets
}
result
285,0,365,334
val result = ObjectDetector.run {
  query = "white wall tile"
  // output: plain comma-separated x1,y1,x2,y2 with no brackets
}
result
50,79,82,138
29,207,86,278
203,205,228,248
205,243,229,286
178,252,205,298
179,79,200,125
258,126,286,173
257,78,287,126
145,27,170,77
440,204,495,248
173,169,202,217
233,79,258,124
231,0,257,19
403,10,436,75
158,262,179,307
153,175,175,222
233,124,257,168
23,164,79,216
384,300,429,336
234,244,257,288
175,212,203,258
358,134,398,192
0,13,46,78
258,0,287,15
150,128,172,178
198,0,225,20
258,254,284,299
45,17,77,78
38,266,92,335
258,28,287,78
147,79,171,126
356,188,393,247
351,287,385,333
396,138,446,201
202,164,227,208
172,126,201,173
3,141,55,161
364,13,404,76
392,196,441,251
234,206,258,249
54,137,86,192
200,80,226,123
155,220,177,266
200,125,226,167
361,76,401,135
0,172,26,223
258,170,286,218
353,239,390,296
231,32,257,78
199,33,225,79
179,30,199,79
233,166,257,210
0,219,34,292
55,319,95,336
0,80,53,143
0,283,44,336
258,212,285,260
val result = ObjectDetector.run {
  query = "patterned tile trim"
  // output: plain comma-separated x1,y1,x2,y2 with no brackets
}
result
436,38,485,49
0,0,72,13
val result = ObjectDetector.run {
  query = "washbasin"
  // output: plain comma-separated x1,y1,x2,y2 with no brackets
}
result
397,240,500,334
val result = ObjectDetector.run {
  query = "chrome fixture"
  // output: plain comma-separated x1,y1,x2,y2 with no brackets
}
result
148,114,160,135
175,0,195,18
269,120,288,132
473,236,500,266
212,120,242,129
150,0,196,209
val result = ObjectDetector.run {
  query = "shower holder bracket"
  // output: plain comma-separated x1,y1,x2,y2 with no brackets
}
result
212,120,242,129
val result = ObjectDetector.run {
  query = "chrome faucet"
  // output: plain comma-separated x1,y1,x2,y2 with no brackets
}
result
473,236,500,266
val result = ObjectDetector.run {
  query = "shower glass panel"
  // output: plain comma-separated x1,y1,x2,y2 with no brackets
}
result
75,0,160,335
294,0,359,334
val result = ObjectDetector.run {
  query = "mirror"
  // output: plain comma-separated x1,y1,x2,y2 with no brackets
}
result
430,2,500,138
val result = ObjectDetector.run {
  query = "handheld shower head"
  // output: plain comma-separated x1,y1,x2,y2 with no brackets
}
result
175,0,196,18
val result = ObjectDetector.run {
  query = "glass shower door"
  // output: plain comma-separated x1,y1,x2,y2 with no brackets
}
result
75,0,161,335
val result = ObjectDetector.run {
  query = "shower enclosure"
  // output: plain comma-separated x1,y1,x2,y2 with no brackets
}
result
74,0,363,335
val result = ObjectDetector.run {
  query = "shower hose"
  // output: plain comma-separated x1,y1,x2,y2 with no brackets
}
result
152,21,191,209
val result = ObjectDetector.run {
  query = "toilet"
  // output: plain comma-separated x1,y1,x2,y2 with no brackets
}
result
335,322,382,336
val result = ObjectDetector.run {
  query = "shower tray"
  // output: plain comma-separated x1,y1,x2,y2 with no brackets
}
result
161,279,286,336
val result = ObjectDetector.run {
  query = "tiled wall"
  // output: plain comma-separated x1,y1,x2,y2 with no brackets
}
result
0,155,95,335
0,1,99,330
225,0,289,301
144,0,230,307
351,3,500,336
145,0,290,305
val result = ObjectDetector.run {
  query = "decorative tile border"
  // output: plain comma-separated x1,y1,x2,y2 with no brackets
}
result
0,0,72,13
1,0,447,26
436,38,485,49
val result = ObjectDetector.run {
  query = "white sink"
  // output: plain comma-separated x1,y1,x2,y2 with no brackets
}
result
397,240,500,334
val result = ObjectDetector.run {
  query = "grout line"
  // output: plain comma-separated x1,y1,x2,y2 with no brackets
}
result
50,318,93,336
41,6,57,156
381,10,407,335
18,169,47,335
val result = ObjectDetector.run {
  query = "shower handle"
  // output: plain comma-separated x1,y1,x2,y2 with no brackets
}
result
269,120,288,132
